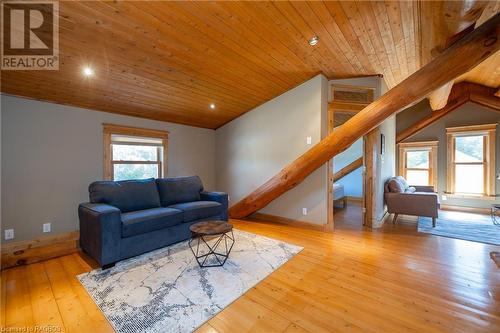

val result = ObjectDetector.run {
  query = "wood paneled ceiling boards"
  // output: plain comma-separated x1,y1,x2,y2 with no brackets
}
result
1,1,499,129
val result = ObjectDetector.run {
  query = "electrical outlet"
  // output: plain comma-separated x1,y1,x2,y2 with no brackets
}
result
442,195,447,201
306,136,312,145
302,207,308,215
4,229,14,240
43,223,51,233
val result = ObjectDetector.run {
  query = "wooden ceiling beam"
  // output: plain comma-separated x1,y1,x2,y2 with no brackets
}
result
397,82,499,143
469,85,500,111
229,13,500,219
397,82,470,143
427,6,491,112
428,81,454,110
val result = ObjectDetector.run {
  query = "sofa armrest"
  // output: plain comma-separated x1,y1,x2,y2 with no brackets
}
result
78,203,122,266
200,191,228,221
412,185,435,193
385,192,439,218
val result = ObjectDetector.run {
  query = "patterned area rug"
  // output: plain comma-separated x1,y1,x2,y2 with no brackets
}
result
418,210,500,246
78,229,302,333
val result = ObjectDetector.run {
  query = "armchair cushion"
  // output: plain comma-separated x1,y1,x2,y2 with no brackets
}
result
405,186,416,193
413,185,435,193
156,176,203,206
89,178,160,213
385,192,439,218
396,176,409,189
121,207,184,238
388,178,405,193
168,201,222,222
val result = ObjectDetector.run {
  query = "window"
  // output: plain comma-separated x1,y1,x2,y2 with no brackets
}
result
446,124,496,197
398,141,438,186
103,124,168,181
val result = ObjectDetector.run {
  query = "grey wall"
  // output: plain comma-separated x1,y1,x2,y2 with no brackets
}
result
397,100,500,208
377,115,396,222
215,74,329,224
1,95,215,242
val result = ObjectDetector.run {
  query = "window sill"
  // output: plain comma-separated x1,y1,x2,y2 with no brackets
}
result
444,193,498,201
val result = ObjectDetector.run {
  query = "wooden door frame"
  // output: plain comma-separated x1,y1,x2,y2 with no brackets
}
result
363,128,379,227
327,133,368,231
327,85,373,231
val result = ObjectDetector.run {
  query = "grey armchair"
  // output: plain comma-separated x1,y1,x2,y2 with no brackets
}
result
384,177,440,227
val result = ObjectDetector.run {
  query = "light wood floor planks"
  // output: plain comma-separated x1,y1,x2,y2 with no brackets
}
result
1,203,499,332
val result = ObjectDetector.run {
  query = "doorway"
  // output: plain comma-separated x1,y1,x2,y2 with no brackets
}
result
327,84,374,230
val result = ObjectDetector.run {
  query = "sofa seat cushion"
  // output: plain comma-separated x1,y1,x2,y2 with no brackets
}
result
121,207,183,238
168,201,222,222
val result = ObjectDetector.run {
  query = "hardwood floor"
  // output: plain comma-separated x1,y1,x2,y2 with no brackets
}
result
2,204,499,332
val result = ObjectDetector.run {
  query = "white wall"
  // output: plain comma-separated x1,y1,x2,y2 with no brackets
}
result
1,95,216,242
215,74,328,224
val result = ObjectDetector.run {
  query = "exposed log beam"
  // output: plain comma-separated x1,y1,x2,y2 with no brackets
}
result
397,82,470,143
333,157,363,182
426,3,493,111
397,82,499,143
229,14,500,219
469,84,500,111
428,81,454,110
421,0,489,65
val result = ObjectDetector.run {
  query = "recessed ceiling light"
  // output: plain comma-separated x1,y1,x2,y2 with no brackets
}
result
209,103,216,109
308,36,319,46
83,67,94,76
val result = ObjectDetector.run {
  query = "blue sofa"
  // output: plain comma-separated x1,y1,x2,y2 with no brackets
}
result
78,176,228,268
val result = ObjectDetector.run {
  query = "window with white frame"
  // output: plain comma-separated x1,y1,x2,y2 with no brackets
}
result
398,141,438,187
103,124,168,181
446,124,496,196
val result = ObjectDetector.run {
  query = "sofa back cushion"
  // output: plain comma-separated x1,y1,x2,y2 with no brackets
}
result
89,178,161,213
156,176,203,206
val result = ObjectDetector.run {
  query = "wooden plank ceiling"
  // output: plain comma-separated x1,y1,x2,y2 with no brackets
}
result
1,1,498,129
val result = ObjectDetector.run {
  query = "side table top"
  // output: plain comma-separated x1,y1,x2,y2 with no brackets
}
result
190,220,233,235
